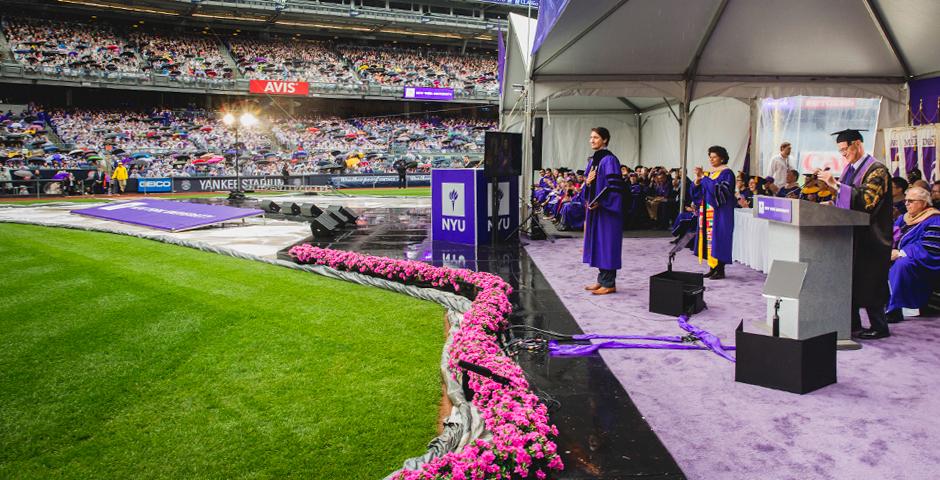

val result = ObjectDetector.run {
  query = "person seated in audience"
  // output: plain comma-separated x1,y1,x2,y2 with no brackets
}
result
887,186,940,322
907,167,923,185
776,169,801,198
737,176,764,208
645,172,673,226
891,176,909,219
913,179,930,191
763,176,779,196
932,180,940,209
554,181,584,229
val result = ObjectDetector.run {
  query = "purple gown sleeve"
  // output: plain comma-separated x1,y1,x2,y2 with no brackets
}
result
902,218,940,272
597,155,622,213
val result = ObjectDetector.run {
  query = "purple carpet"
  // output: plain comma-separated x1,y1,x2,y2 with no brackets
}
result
525,237,940,480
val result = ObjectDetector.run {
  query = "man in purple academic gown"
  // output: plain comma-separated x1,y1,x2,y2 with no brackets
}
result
692,145,736,279
887,186,940,322
583,127,625,295
817,129,892,340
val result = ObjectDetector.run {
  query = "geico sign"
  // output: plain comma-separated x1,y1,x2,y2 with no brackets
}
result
248,80,309,96
139,180,171,187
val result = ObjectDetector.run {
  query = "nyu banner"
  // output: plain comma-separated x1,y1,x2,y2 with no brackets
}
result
431,168,519,245
755,196,793,223
71,199,263,232
432,169,477,244
403,87,454,101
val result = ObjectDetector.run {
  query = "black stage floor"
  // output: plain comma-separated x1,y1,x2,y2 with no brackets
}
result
197,198,685,479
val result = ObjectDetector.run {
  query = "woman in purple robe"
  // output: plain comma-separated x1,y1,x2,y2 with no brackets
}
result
887,186,940,322
692,145,735,279
583,127,625,295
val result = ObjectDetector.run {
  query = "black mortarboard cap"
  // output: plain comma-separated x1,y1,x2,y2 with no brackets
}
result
831,129,866,143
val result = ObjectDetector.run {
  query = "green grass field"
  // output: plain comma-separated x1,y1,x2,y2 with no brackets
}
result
0,224,444,479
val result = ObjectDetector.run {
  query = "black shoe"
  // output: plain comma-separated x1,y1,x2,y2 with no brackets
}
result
858,329,890,340
886,310,904,324
704,268,716,278
708,264,726,280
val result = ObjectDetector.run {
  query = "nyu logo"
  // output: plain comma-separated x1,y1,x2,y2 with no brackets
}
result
441,182,466,232
442,182,465,217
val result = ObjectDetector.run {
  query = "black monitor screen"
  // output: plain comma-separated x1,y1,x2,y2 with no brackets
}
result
484,132,522,177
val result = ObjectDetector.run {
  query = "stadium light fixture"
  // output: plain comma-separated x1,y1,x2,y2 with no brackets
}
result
221,111,259,201
239,113,258,128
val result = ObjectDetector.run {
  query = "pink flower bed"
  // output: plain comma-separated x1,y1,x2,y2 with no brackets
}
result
288,244,564,479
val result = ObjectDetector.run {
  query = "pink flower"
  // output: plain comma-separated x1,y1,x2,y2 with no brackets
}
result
288,243,563,479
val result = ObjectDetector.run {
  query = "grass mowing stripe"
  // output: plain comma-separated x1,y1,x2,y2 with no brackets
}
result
0,223,444,479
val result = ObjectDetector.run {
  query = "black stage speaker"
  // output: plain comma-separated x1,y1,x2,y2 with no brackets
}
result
281,202,301,216
735,322,837,394
327,205,359,224
324,209,345,225
310,213,341,237
299,203,323,218
533,117,543,171
484,131,522,178
261,200,280,213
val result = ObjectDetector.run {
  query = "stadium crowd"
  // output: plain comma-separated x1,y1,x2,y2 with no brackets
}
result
1,16,498,93
0,104,492,195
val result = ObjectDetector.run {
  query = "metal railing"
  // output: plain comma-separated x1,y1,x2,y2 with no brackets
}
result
0,63,499,103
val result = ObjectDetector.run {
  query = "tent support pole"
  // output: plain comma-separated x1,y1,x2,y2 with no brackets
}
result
678,92,691,209
636,114,643,167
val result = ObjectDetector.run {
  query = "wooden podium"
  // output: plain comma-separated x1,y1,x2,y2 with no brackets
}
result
753,196,870,348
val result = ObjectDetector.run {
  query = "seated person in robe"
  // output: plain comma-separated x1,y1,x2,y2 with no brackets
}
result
776,169,802,198
888,186,940,322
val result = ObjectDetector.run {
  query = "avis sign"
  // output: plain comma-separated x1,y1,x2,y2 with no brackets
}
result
248,80,309,96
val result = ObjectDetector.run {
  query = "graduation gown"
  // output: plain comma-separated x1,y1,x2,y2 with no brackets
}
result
888,210,940,312
692,167,735,266
582,149,624,270
833,154,892,308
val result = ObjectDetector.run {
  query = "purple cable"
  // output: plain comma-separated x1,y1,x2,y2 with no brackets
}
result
548,315,737,362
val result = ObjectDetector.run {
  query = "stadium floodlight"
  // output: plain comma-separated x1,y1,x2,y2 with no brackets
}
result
239,112,258,128
221,111,260,201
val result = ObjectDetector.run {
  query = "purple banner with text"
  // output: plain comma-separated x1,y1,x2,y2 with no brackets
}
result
403,86,454,101
71,199,263,232
755,196,793,223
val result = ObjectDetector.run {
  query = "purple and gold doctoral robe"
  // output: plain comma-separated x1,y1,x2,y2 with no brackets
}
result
692,168,735,266
583,149,624,270
888,210,940,312
833,154,892,307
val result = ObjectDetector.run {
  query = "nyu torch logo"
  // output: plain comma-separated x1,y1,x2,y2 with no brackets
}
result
449,189,459,211
441,182,466,232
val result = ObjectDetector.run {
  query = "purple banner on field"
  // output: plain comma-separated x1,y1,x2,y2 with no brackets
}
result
432,169,477,244
71,199,263,232
403,86,454,101
756,196,792,223
497,30,506,96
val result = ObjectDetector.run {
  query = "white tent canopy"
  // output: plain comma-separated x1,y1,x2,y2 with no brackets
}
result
502,0,940,203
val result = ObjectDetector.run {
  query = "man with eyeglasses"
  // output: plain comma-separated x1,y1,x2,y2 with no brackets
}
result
817,129,892,340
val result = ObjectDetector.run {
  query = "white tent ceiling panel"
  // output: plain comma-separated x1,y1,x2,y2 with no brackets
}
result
534,80,685,107
535,0,719,76
873,0,940,77
697,0,904,77
540,113,638,170
540,95,633,111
